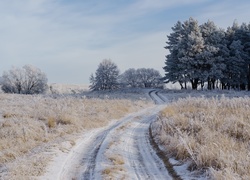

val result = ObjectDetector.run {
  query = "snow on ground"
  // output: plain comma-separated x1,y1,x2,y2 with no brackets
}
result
39,105,172,180
95,105,171,180
38,91,172,180
2,87,249,179
39,128,104,180
38,88,250,180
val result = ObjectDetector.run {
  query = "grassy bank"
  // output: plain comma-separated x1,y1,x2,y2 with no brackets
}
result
152,96,250,179
0,93,151,179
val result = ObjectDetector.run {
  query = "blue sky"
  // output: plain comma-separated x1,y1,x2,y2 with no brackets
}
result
0,0,250,84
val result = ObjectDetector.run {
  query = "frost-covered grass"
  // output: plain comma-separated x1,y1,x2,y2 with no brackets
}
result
152,96,250,179
48,83,151,101
160,88,250,102
49,83,90,94
82,88,152,101
0,93,151,179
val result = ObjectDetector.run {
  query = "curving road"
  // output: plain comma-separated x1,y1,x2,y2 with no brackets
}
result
57,90,174,180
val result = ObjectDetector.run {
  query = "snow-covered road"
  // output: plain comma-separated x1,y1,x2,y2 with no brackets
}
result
41,90,173,180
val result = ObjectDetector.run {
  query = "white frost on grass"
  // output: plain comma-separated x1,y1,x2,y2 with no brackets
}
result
3,87,249,179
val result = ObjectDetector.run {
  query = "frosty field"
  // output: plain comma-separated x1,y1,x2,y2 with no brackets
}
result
0,89,152,179
0,86,249,180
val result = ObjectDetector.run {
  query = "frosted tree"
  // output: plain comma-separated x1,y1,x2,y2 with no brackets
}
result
120,68,162,88
223,40,247,89
90,59,120,91
164,18,206,89
22,65,48,94
200,20,228,89
1,65,48,94
119,68,138,87
245,23,250,90
222,22,249,90
163,21,187,89
136,68,162,88
233,23,250,90
164,18,250,90
179,17,205,89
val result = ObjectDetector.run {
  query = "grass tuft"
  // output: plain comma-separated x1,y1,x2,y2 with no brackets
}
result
47,117,56,128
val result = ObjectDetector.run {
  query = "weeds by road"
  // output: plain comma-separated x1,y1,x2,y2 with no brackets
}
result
152,96,250,179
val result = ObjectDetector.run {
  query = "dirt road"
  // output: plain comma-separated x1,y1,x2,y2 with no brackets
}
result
42,91,173,180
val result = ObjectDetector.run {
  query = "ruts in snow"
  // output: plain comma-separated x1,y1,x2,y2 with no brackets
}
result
59,90,173,179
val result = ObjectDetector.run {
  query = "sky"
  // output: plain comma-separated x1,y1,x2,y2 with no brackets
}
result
0,0,250,84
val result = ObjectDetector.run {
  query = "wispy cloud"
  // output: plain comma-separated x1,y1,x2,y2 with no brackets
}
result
0,0,250,83
194,0,250,28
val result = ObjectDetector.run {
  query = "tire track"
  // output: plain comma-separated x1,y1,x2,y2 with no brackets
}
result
80,114,134,180
148,89,183,180
58,90,178,180
98,106,172,180
149,90,165,104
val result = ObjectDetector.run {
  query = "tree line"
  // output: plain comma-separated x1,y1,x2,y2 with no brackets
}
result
89,59,162,91
0,60,162,94
6,17,250,94
163,17,250,90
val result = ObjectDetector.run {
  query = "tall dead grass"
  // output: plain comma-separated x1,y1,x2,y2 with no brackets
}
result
152,96,250,179
0,93,151,179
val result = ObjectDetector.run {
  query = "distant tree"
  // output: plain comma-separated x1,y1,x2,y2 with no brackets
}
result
1,65,48,94
136,68,162,88
90,59,120,91
119,68,138,87
120,68,162,88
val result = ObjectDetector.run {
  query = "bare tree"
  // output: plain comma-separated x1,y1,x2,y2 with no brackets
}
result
136,68,162,88
119,68,138,87
120,68,163,88
90,59,120,91
1,65,48,94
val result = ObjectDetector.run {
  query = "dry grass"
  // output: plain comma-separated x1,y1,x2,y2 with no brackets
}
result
152,96,250,179
108,155,125,166
102,139,126,180
102,153,126,180
0,93,151,179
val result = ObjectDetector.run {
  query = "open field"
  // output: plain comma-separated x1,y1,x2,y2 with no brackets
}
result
152,96,250,179
0,92,152,179
1,86,250,179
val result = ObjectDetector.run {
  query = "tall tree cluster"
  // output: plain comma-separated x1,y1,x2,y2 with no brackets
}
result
163,17,250,90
